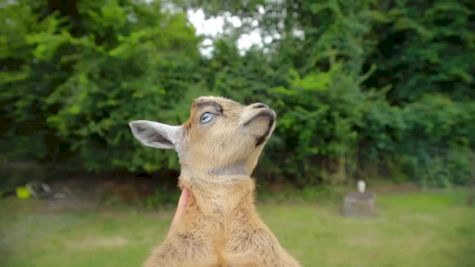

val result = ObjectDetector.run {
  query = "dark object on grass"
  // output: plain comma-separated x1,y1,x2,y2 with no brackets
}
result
343,181,377,217
26,181,51,199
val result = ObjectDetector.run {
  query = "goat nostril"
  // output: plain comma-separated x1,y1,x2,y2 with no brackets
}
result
252,103,268,109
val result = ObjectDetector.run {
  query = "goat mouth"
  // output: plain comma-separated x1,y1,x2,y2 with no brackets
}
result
243,110,276,127
243,109,276,146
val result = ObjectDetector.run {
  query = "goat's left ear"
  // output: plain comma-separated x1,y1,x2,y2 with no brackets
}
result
129,120,182,150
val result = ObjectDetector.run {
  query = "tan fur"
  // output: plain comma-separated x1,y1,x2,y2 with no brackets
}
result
140,97,300,267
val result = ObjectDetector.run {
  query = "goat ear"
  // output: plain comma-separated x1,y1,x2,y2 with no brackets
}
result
129,120,182,150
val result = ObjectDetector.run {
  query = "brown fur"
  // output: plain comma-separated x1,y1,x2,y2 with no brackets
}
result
134,97,300,267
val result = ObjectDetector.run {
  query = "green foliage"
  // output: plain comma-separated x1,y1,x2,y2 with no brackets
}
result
365,0,475,102
359,94,474,186
268,64,364,184
1,0,474,189
0,0,201,177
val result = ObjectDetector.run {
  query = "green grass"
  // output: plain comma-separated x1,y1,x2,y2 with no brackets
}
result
1,190,474,267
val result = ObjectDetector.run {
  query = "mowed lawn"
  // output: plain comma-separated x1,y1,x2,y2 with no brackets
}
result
1,190,474,267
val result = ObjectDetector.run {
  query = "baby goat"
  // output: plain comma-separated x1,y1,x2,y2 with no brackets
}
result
130,96,300,267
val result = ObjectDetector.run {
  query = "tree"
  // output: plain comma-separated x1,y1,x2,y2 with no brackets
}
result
0,0,200,175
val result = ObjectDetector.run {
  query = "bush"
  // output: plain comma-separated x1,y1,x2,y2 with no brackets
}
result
0,0,200,174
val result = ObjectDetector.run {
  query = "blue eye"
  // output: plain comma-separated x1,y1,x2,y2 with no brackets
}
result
200,112,214,124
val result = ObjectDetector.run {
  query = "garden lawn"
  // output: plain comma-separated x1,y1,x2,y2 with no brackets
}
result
1,190,474,267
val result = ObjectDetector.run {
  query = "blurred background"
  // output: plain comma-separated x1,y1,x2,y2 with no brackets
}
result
1,0,474,266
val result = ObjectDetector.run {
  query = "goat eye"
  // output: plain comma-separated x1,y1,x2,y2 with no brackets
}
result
200,112,214,124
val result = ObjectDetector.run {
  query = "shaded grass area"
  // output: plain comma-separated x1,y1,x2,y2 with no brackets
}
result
1,189,474,267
